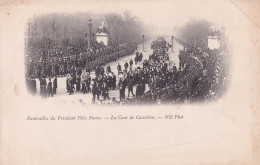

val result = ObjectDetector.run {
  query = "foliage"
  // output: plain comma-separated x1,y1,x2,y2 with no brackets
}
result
176,18,212,49
26,11,148,46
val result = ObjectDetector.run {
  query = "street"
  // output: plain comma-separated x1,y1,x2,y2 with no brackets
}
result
34,37,182,104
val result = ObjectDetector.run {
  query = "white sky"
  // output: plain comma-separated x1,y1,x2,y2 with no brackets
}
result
21,0,250,37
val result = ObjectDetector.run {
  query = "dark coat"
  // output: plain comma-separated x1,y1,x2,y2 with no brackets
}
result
53,78,57,88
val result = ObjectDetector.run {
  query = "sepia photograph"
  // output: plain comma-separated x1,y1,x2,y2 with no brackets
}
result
0,0,260,165
24,9,230,105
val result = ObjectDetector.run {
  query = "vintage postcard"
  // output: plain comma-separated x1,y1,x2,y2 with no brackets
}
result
0,0,259,164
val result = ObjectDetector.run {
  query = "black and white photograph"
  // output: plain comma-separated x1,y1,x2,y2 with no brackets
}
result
24,8,230,105
1,0,260,165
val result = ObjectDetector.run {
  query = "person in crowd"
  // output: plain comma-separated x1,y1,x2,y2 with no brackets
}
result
81,70,87,94
40,76,47,98
53,76,57,94
86,73,91,92
76,74,81,92
134,55,138,65
117,63,121,76
66,74,70,93
68,74,75,95
139,52,143,61
129,59,133,70
124,61,129,72
127,76,135,97
111,72,116,90
47,78,53,97
119,79,126,101
92,80,99,102
135,81,142,98
102,82,110,101
39,77,44,95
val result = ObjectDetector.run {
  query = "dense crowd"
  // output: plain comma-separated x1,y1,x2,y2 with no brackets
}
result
25,38,137,96
105,37,228,105
25,38,137,79
26,36,228,104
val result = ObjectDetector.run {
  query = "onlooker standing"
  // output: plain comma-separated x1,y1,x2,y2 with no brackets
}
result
53,76,57,94
47,78,53,97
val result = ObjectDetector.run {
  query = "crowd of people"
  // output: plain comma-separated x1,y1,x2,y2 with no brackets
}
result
25,38,137,96
64,50,147,102
102,37,228,105
25,38,137,79
26,36,228,104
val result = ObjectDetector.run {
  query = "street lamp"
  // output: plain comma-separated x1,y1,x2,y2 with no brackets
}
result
88,19,92,50
142,34,145,51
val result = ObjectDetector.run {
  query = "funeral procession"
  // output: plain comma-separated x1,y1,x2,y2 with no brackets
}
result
25,13,229,105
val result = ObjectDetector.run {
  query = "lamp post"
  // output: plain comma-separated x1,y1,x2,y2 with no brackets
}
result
88,19,92,50
142,34,145,51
